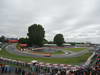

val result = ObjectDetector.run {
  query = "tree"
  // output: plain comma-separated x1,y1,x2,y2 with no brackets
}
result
43,39,48,44
27,24,45,46
19,38,29,44
54,34,64,46
0,36,6,43
48,41,54,44
69,42,76,46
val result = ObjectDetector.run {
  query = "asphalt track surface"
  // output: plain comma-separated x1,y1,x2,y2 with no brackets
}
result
5,44,90,58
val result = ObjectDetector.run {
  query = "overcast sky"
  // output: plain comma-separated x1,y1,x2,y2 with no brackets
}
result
0,0,100,43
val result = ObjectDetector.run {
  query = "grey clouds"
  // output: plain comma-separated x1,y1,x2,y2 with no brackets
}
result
0,0,100,43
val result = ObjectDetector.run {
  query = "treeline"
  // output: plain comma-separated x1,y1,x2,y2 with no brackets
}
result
19,24,65,47
0,24,91,47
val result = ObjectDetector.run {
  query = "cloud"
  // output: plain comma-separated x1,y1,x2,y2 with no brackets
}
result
0,0,100,44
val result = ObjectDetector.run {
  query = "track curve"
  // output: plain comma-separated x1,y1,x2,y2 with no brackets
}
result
5,44,89,58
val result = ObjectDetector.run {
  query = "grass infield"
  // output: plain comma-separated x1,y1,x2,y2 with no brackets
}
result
0,49,91,64
64,48,87,52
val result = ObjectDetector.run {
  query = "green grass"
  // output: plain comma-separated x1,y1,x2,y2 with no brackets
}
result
32,51,64,55
0,49,91,64
0,49,34,62
51,51,64,54
34,53,92,64
64,48,87,52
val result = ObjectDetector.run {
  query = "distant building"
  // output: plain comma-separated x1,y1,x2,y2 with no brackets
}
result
63,43,71,46
75,43,90,47
44,43,71,47
6,38,19,43
7,38,18,40
7,40,19,43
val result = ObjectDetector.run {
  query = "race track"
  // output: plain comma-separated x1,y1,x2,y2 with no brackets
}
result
5,44,90,58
